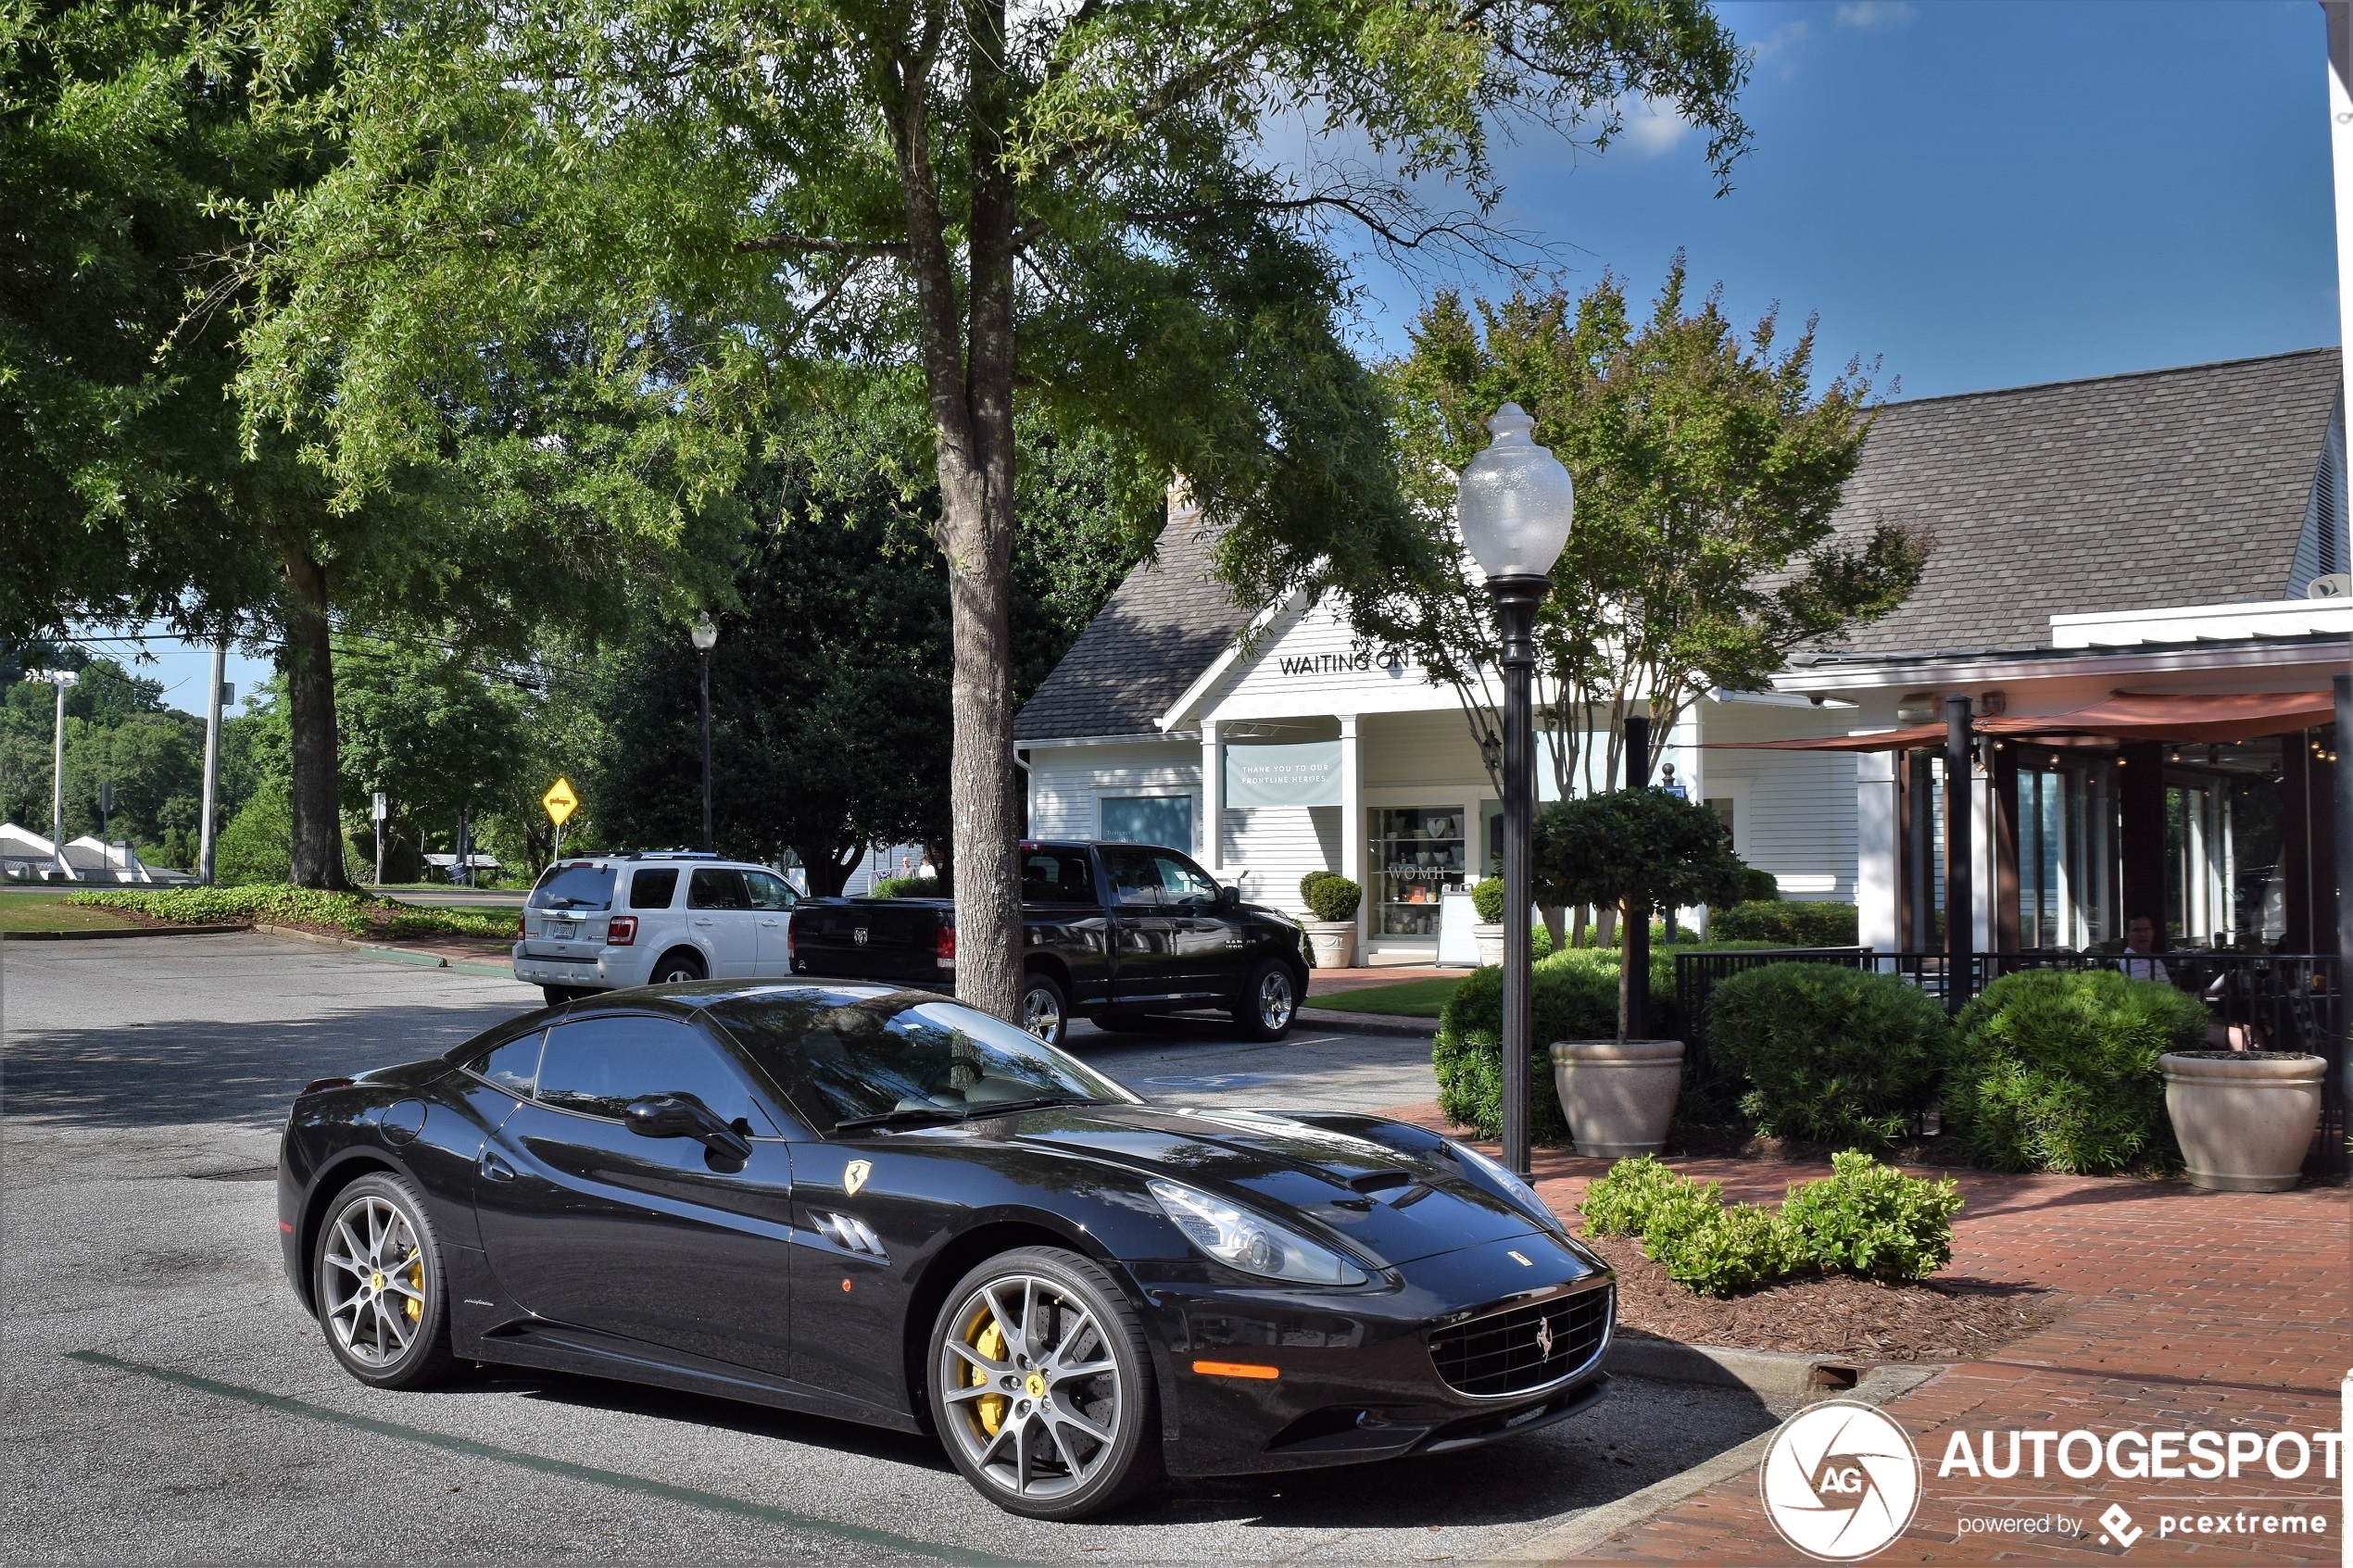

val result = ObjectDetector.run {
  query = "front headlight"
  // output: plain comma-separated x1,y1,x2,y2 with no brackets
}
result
1445,1138,1565,1235
1147,1179,1368,1286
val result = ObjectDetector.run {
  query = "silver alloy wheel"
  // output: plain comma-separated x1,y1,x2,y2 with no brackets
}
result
1257,967,1296,1031
321,1193,426,1367
938,1273,1124,1503
1020,983,1064,1045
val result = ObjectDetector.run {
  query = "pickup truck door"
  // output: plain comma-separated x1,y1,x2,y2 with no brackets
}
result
1097,846,1180,1005
1148,849,1246,998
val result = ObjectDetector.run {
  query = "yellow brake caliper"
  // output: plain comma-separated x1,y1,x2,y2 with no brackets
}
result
404,1253,423,1322
967,1311,1008,1436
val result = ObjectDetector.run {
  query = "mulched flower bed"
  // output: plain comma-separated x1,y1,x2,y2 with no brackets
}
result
1588,1233,2066,1361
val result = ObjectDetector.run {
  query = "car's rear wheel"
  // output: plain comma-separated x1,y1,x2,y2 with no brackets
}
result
929,1247,1161,1521
540,985,590,1007
1233,959,1299,1041
313,1173,457,1389
650,949,706,985
1019,972,1068,1048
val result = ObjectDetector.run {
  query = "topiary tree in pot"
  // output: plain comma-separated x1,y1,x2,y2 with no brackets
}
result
1531,787,1743,1156
1297,872,1362,968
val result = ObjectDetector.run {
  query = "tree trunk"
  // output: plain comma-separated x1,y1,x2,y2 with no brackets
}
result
795,841,862,898
280,547,347,890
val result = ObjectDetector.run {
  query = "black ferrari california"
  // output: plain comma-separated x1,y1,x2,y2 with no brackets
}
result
278,981,1616,1519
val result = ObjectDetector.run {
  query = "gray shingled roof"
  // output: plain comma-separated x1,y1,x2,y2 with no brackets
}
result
1020,348,2343,738
1811,347,2340,658
1014,512,1252,741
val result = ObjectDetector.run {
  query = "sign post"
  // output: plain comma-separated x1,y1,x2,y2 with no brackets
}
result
371,792,389,887
542,778,578,865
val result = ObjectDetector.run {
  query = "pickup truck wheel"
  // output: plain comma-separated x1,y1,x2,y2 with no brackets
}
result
1233,960,1299,1041
1019,972,1068,1048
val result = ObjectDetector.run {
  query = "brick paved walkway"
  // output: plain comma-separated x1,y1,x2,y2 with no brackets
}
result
1383,1104,2351,1563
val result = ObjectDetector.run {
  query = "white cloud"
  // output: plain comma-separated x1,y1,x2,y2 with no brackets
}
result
1835,0,1917,31
1621,95,1693,157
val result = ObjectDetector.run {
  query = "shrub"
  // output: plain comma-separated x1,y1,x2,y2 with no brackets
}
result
1303,874,1362,922
1723,866,1780,906
869,874,949,899
1645,1198,1802,1297
1470,875,1506,924
1779,1151,1963,1280
1432,947,1676,1143
213,791,294,886
1707,964,1946,1148
1576,1154,1688,1236
1711,900,1858,946
1946,969,2203,1173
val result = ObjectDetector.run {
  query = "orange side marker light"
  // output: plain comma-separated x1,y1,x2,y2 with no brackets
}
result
278,1221,294,1234
841,1279,853,1292
1191,1360,1278,1380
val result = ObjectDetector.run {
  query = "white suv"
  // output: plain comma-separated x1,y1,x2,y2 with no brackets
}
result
511,852,799,1006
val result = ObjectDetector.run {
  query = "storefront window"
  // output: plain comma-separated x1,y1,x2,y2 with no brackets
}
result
1101,796,1192,852
1374,808,1466,938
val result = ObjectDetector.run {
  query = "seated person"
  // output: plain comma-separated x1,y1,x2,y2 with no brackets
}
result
2117,913,2170,985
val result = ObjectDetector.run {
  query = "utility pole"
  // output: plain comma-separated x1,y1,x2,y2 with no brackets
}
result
22,669,78,880
199,640,226,885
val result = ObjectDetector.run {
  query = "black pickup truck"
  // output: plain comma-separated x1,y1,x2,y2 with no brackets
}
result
786,840,1312,1047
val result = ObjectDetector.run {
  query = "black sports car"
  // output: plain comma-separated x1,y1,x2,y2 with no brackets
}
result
278,981,1616,1519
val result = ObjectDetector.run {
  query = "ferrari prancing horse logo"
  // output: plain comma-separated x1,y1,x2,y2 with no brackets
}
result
844,1160,872,1196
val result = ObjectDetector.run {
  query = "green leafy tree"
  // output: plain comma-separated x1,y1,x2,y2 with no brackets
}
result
334,637,528,879
233,0,1750,1017
1534,786,1742,1041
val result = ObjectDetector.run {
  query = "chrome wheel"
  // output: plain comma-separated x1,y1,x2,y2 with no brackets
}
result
1020,980,1065,1046
938,1273,1125,1504
1256,968,1296,1032
321,1194,426,1367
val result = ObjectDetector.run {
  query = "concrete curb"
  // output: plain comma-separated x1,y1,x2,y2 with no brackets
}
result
1604,1336,1864,1397
1478,1361,1944,1565
0,923,246,941
252,922,515,978
1297,1006,1440,1038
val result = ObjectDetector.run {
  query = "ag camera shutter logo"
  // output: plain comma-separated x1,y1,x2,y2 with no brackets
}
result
1759,1400,1923,1561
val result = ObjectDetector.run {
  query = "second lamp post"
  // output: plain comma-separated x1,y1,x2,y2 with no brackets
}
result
1454,404,1575,1177
692,614,718,851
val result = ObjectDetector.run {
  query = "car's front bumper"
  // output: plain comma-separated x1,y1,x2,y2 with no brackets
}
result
1129,1229,1616,1477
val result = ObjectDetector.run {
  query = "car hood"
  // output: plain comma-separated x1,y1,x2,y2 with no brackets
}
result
1001,1104,1559,1268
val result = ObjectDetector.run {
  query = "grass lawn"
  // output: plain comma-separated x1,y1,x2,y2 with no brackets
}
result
1308,975,1462,1018
0,893,142,933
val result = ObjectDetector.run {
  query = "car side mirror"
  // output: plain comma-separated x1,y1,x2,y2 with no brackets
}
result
1217,884,1240,912
625,1094,752,1162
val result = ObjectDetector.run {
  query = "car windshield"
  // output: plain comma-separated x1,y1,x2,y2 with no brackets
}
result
711,992,1139,1131
529,863,616,911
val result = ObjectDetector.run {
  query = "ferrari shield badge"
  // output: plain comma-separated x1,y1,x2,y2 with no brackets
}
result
844,1160,872,1197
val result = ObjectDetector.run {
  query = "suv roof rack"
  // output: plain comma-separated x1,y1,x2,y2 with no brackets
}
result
619,849,724,861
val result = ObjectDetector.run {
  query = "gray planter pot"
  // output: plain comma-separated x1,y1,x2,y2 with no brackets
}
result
2160,1050,2324,1192
1471,922,1506,968
1301,919,1357,970
1551,1038,1683,1158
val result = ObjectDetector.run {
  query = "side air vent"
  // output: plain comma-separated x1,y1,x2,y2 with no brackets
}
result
814,1212,887,1259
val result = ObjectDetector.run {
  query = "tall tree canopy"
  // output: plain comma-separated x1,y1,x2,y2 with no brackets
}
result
1377,260,1929,798
234,0,1752,1016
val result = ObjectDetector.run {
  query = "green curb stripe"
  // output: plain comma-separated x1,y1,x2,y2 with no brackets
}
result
65,1349,1024,1566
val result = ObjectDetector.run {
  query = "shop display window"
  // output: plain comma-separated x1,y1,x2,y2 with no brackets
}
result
1375,808,1466,937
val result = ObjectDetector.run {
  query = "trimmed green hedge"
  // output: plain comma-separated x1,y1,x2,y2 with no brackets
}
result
1707,963,1947,1148
67,886,516,942
1945,969,2204,1173
1433,947,1676,1142
1302,873,1362,922
1710,900,1857,946
867,874,949,899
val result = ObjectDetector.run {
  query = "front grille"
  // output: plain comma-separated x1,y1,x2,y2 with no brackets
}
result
1430,1288,1610,1398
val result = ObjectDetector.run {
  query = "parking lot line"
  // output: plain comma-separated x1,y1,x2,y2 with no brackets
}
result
63,1349,1023,1567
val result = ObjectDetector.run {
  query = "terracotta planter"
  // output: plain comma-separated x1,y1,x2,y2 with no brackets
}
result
1551,1039,1683,1158
1472,923,1506,968
2161,1051,2324,1192
1301,920,1357,970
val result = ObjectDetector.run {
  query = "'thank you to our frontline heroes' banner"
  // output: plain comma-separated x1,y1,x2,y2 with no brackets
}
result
1224,741,1342,808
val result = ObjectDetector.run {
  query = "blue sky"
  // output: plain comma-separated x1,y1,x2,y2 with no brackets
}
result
1350,0,2337,401
100,1,2344,716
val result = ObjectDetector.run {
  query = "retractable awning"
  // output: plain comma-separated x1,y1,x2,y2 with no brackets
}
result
1705,690,2335,752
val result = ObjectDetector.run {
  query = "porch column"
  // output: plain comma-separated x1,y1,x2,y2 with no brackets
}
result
1199,720,1222,873
1339,714,1364,949
1907,752,1936,953
2336,674,2352,960
1992,742,2021,952
2119,741,2166,935
1944,696,1973,1009
1856,748,1898,953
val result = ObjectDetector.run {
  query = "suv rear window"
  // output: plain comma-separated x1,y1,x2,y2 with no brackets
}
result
529,863,615,911
628,868,680,909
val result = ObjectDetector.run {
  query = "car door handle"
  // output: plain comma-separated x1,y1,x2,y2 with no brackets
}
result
479,1150,516,1183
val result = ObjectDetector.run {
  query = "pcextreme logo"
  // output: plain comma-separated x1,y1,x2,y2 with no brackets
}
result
1758,1401,1923,1562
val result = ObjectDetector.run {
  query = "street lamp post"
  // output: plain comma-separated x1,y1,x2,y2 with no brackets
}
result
1455,404,1576,1177
692,615,719,852
23,670,80,881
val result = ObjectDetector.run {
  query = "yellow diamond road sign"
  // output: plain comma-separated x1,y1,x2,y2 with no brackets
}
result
542,778,578,827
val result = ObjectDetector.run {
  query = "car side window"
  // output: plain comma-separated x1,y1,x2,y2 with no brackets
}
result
534,1015,761,1124
628,868,680,909
471,1029,545,1098
1021,850,1097,904
1097,847,1162,908
688,868,752,910
746,871,797,911
1152,852,1221,909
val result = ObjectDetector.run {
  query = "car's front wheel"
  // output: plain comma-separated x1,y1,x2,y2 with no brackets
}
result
1233,959,1300,1041
929,1247,1161,1521
313,1173,457,1389
1019,972,1069,1048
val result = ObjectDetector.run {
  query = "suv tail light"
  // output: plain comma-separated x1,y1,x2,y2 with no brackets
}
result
516,915,526,938
936,924,956,972
608,915,638,947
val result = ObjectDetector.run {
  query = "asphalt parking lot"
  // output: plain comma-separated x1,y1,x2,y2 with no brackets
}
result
1,934,1787,1565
